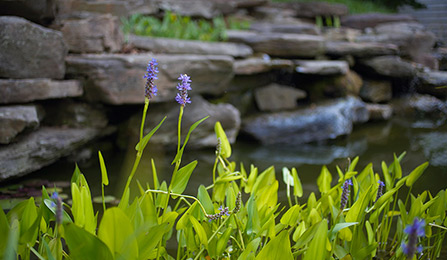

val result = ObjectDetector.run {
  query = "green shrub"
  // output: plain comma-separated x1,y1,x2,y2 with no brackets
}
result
121,12,250,42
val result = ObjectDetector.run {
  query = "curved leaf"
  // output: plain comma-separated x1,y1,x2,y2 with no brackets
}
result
170,160,198,194
64,223,113,260
215,121,232,158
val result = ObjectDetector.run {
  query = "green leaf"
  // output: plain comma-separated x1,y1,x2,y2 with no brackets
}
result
136,223,170,260
393,153,402,179
71,164,82,184
215,121,232,158
43,199,72,224
4,219,19,260
0,204,9,255
170,160,197,194
280,205,301,226
406,162,429,187
317,166,332,194
237,237,261,260
303,221,328,260
98,207,138,260
135,116,166,151
246,196,260,235
244,165,258,193
151,159,159,190
346,185,373,223
256,230,293,260
198,185,214,215
64,223,114,260
292,168,303,197
216,227,233,256
171,116,208,164
381,161,392,191
98,151,109,186
330,222,358,240
189,216,208,247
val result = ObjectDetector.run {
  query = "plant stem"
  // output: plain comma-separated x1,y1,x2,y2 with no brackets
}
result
193,215,232,260
146,189,210,216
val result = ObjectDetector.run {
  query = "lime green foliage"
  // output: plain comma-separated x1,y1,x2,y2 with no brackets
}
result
121,12,250,42
272,0,393,14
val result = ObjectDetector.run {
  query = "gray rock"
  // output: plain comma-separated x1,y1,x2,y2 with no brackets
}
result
0,16,66,79
273,2,348,18
417,71,447,98
295,60,349,75
0,105,41,144
0,0,56,25
60,14,123,53
242,96,369,145
249,22,320,35
341,13,416,30
43,101,108,128
227,73,273,92
360,56,417,78
366,103,393,121
434,47,447,71
157,0,235,19
56,0,158,19
254,83,306,112
360,80,392,103
66,53,234,104
416,132,447,167
392,94,447,116
234,57,293,75
126,95,241,148
325,41,398,58
227,30,325,57
0,127,101,180
323,28,361,42
129,35,253,58
0,79,83,104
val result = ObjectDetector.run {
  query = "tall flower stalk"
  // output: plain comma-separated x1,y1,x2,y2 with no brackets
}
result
340,179,352,210
402,218,425,259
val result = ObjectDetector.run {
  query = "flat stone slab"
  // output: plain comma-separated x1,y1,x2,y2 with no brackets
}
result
366,103,393,121
242,96,369,145
0,105,41,144
249,22,320,35
341,13,416,30
0,16,66,79
417,71,447,98
360,56,417,78
0,79,83,104
66,53,234,104
234,57,293,75
0,127,100,180
295,60,349,75
325,41,398,57
227,30,325,57
254,83,306,112
129,35,253,58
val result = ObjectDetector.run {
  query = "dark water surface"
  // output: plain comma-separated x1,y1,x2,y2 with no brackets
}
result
21,116,447,202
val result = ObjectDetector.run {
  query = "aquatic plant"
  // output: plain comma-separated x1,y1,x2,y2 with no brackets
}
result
1,60,447,260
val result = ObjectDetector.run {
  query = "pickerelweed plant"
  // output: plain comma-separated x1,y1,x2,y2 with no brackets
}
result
2,59,447,260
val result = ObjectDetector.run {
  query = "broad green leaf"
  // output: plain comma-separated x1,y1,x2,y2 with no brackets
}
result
317,166,332,194
244,165,258,193
280,205,301,226
256,230,293,260
346,185,373,223
98,207,138,260
406,162,429,187
330,222,358,240
348,157,359,172
4,219,19,260
64,223,113,260
0,204,9,255
189,216,208,247
351,242,377,259
98,151,109,186
171,116,208,164
252,166,275,195
246,196,260,235
303,221,328,260
292,221,306,242
20,197,40,246
48,237,62,260
43,199,73,224
71,164,82,184
81,185,96,234
177,202,197,230
151,159,159,190
365,221,374,244
215,121,232,158
393,153,402,179
381,161,392,191
135,116,166,151
237,237,261,260
373,187,398,211
216,227,233,256
292,168,303,197
118,186,130,210
137,223,170,260
170,160,197,194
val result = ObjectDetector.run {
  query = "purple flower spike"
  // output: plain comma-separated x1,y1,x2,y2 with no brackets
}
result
175,74,192,106
340,179,352,210
143,58,158,99
402,218,425,259
375,180,385,203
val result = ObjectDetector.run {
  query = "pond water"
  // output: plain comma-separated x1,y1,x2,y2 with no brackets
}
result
15,115,447,203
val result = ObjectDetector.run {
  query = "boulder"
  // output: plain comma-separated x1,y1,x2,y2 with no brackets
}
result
242,96,369,145
303,70,363,99
249,22,320,35
323,28,361,42
295,60,349,75
60,14,123,53
416,132,447,167
126,95,241,148
360,80,392,103
66,53,234,104
325,41,398,58
0,16,66,79
0,127,101,180
341,13,416,30
0,79,83,104
42,101,108,128
417,71,447,98
254,83,306,112
129,35,253,58
0,0,56,25
334,70,363,96
366,103,393,121
157,0,235,19
227,73,273,92
434,47,447,71
227,30,325,57
56,0,158,19
392,94,447,116
360,56,417,78
273,2,348,18
0,105,41,144
234,57,293,75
